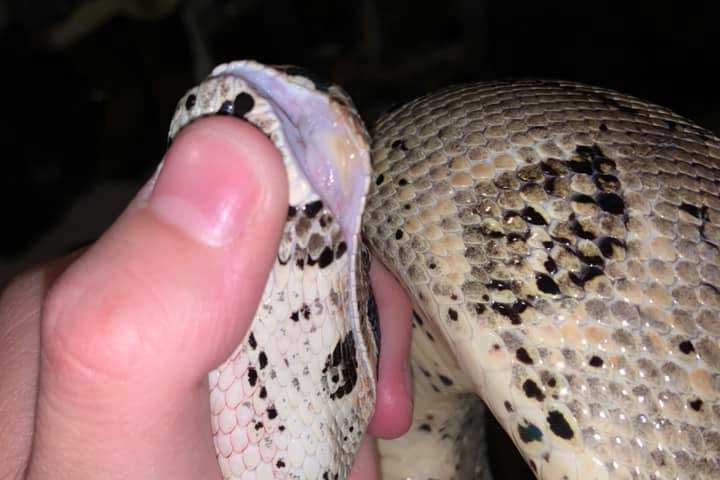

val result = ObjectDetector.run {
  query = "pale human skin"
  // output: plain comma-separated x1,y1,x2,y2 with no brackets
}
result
0,117,413,479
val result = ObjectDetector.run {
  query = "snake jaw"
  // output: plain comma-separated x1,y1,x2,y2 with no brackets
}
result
214,61,371,252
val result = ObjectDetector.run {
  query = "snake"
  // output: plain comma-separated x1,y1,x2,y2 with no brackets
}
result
168,60,720,479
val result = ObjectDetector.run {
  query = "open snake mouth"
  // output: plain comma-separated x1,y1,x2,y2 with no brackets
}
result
212,62,371,252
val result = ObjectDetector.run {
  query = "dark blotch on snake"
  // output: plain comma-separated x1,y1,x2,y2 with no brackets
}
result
391,139,408,151
679,340,695,354
571,193,596,205
287,205,297,219
537,273,560,295
185,94,196,110
448,308,458,321
594,174,621,192
516,347,534,364
276,460,286,468
572,247,604,268
569,266,604,287
248,332,257,349
518,422,544,443
439,374,454,386
218,100,233,115
542,256,557,274
571,218,596,240
492,300,528,325
247,367,258,387
598,237,624,259
589,356,604,367
522,206,547,225
596,192,625,215
680,202,709,221
335,241,347,259
413,311,424,325
689,399,703,411
547,410,574,439
419,423,432,432
259,387,267,399
267,407,278,419
304,200,324,218
567,158,593,175
326,332,358,400
395,229,404,240
258,351,268,369
317,247,334,268
541,160,563,176
233,92,255,117
290,311,300,322
375,174,385,185
523,379,546,401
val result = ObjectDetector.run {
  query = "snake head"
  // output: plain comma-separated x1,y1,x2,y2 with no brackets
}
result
170,61,377,479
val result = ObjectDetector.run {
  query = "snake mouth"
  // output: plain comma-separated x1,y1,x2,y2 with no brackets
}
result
212,61,371,250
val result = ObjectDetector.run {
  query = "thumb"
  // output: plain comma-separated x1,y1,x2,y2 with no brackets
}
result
29,117,288,479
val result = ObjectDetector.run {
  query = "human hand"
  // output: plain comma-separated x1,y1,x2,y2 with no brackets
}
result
0,117,412,479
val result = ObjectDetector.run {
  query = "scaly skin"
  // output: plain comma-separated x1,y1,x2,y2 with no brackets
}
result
365,80,720,479
172,64,720,479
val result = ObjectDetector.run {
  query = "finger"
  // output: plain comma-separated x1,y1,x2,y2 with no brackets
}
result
348,434,380,480
29,117,288,479
366,259,413,438
0,252,81,479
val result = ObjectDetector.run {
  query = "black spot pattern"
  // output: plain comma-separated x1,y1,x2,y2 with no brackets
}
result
247,367,258,387
523,379,545,401
547,410,574,439
518,422,543,443
589,356,604,367
233,92,255,117
324,333,358,400
679,341,695,354
516,348,534,364
304,200,324,218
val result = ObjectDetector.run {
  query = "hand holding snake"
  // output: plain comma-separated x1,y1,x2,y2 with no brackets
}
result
0,117,413,479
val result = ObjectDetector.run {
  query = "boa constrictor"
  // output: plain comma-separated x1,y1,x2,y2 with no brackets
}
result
168,61,720,480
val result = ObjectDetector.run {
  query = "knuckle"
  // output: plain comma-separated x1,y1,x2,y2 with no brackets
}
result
41,267,167,381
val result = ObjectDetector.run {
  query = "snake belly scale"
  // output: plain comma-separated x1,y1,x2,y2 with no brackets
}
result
170,61,720,479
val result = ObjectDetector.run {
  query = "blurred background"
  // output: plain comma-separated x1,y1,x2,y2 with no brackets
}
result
1,0,718,477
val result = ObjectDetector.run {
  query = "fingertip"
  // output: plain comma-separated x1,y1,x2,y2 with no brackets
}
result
367,260,414,438
148,117,288,247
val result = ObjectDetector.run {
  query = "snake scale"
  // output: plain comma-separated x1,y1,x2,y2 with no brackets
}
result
168,61,720,479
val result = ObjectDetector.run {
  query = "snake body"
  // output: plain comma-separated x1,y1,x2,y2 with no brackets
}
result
170,62,720,479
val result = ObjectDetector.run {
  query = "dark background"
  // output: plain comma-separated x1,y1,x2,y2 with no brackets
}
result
1,0,718,477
